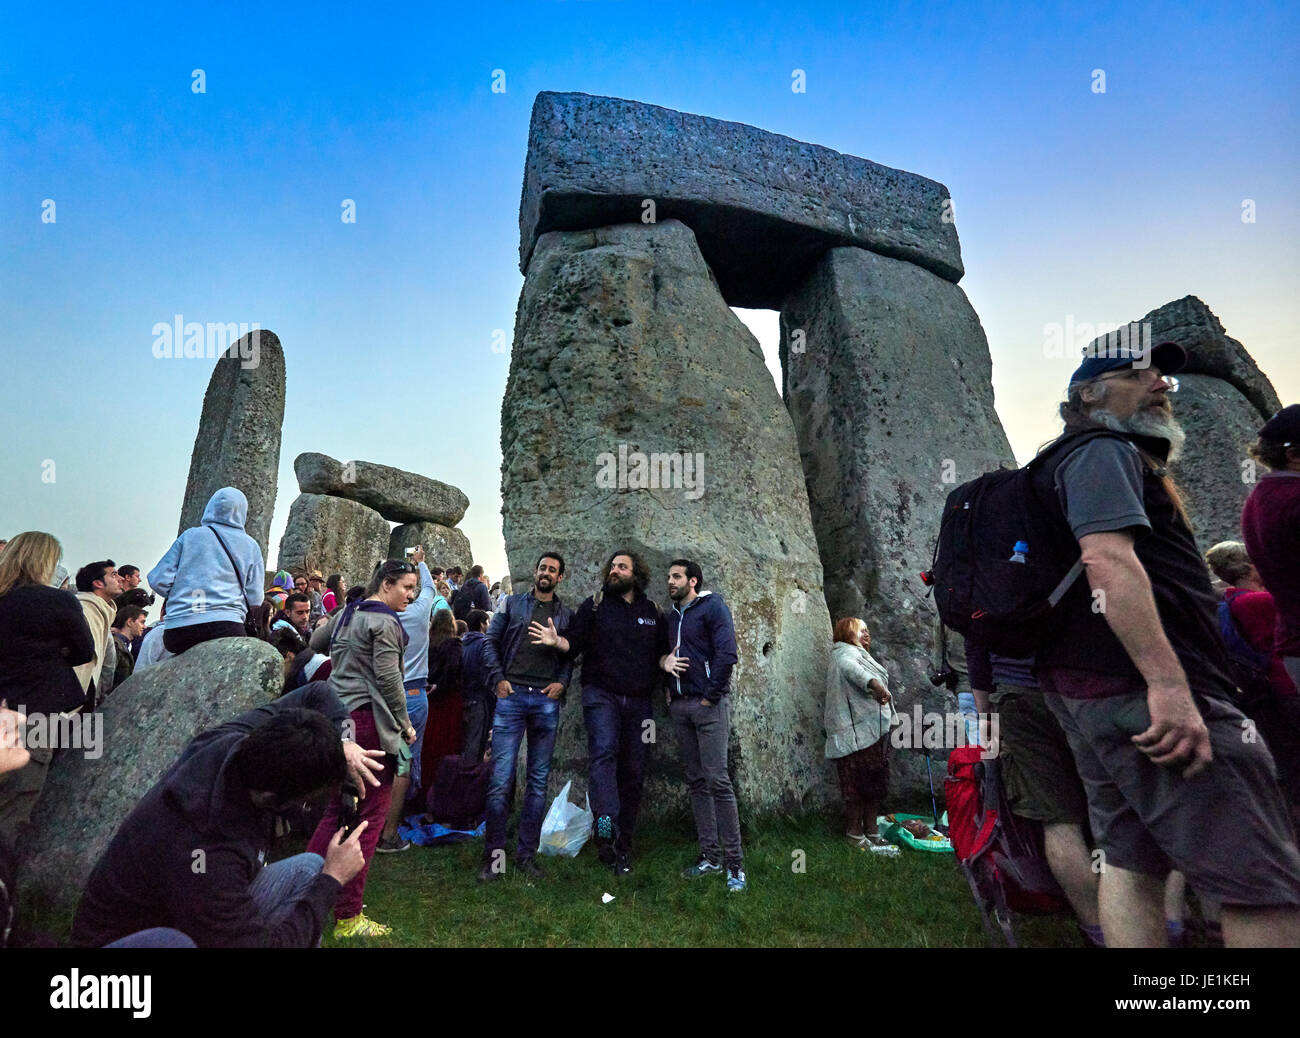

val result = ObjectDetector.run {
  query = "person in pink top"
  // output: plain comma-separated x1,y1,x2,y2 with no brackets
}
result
1241,405,1300,693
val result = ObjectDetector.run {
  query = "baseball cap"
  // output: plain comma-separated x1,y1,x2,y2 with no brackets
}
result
1259,404,1300,445
1069,339,1187,386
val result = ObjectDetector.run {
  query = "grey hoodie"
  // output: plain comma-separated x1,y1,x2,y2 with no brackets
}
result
148,487,265,630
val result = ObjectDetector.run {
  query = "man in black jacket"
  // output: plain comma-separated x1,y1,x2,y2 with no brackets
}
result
460,608,494,763
451,565,492,620
532,551,668,874
72,682,384,948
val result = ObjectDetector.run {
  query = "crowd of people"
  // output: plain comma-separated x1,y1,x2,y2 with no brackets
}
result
910,347,1300,949
0,489,750,945
1,341,1298,949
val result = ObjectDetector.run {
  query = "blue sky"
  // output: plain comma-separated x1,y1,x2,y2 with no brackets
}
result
2,1,1297,589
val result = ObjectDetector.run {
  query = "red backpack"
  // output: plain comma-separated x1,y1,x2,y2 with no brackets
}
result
945,745,1070,946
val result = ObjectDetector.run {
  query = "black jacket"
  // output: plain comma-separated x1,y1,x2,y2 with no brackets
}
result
566,590,669,697
460,631,494,704
0,584,95,714
71,682,351,948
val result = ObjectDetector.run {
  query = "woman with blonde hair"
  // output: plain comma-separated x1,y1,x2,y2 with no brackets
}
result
825,617,900,856
0,532,96,856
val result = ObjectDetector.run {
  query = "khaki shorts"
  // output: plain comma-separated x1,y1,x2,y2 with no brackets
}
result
991,685,1087,827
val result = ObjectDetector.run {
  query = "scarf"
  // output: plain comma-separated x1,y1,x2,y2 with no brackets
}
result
330,597,410,652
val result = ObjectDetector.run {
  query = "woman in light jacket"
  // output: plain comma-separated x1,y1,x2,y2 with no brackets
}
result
306,559,418,939
147,487,264,655
825,617,899,856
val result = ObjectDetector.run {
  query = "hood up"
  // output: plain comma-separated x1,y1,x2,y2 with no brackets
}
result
201,487,250,530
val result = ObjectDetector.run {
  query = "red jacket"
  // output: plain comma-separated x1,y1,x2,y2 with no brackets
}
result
1225,587,1298,697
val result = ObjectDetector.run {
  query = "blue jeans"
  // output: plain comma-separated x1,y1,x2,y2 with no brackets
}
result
484,686,560,861
406,688,430,794
583,685,652,851
249,852,327,931
105,852,325,947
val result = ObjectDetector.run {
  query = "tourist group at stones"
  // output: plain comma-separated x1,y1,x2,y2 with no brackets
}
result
3,92,1300,948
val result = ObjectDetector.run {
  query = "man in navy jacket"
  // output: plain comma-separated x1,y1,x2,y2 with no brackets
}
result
478,553,573,881
662,559,746,892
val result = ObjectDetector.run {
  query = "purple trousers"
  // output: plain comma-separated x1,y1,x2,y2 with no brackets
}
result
306,706,393,919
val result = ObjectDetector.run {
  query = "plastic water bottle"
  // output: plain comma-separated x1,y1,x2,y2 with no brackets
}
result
1009,540,1029,564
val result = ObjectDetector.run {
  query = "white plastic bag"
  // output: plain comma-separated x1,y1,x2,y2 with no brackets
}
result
538,780,593,857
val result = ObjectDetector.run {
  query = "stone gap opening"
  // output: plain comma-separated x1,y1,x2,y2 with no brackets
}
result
732,308,783,400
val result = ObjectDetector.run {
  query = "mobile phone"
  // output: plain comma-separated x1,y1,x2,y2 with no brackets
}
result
339,787,360,839
404,547,416,558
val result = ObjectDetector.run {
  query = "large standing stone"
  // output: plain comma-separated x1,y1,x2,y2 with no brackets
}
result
502,219,836,815
21,638,284,920
1167,375,1264,549
278,493,391,588
295,452,469,526
388,522,473,575
780,246,1015,787
177,330,285,561
521,91,963,308
1133,296,1282,419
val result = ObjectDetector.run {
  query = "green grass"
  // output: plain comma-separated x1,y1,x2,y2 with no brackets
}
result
315,811,1085,948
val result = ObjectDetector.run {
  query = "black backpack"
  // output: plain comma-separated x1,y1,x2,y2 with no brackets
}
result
922,430,1120,657
450,584,472,621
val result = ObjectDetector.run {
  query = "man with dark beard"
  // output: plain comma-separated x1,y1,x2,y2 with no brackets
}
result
530,551,668,875
1032,339,1300,947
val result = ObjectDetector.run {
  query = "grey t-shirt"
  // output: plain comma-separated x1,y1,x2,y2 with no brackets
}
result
1053,437,1151,539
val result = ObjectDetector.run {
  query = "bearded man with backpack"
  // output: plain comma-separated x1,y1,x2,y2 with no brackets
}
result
929,339,1300,947
1037,341,1300,946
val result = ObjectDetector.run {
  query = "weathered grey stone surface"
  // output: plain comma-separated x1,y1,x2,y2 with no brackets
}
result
1168,374,1263,549
502,219,836,815
1117,296,1280,420
178,330,285,561
388,522,473,575
520,91,963,308
22,638,284,919
278,492,391,588
295,452,468,526
780,246,1015,789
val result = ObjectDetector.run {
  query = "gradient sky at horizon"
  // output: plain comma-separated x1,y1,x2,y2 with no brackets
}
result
3,1,1297,591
